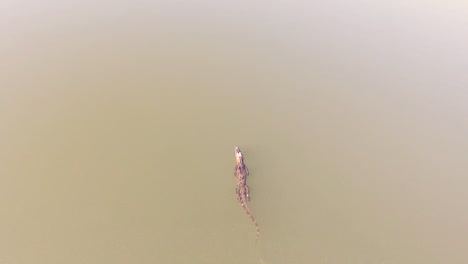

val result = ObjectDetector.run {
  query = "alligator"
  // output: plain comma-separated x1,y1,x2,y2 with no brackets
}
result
234,147,260,239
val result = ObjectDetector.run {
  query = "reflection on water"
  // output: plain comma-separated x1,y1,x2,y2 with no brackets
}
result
1,1,467,263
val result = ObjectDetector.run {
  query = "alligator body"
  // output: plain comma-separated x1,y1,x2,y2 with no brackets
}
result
234,147,260,239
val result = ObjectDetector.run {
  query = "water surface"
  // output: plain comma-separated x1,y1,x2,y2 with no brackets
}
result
1,1,467,263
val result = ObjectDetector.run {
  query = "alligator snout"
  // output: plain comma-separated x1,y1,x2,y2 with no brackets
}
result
235,147,243,162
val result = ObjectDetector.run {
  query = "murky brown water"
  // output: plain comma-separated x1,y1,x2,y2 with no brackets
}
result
1,1,467,263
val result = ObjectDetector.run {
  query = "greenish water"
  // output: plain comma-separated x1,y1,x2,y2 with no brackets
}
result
1,1,467,263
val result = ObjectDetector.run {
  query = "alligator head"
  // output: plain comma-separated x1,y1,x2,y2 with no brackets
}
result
235,147,244,164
